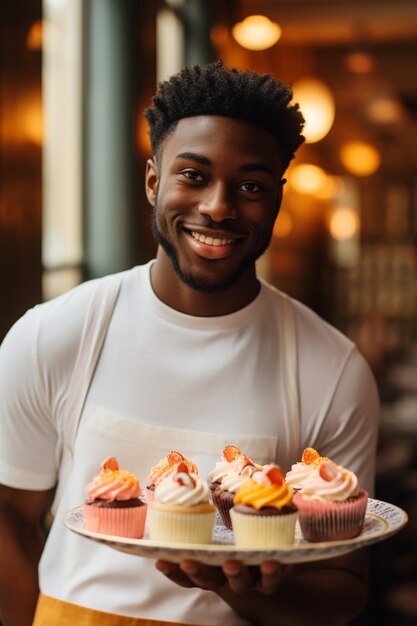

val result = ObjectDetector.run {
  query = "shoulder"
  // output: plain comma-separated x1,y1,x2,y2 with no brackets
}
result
1,267,138,377
261,279,354,357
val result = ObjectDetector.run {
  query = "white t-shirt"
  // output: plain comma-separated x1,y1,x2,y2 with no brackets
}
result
0,261,379,624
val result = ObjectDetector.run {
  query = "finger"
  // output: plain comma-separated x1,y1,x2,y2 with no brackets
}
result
155,559,195,588
179,559,226,591
222,560,256,594
259,561,285,594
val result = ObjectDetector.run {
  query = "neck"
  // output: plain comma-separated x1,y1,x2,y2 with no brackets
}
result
150,249,261,317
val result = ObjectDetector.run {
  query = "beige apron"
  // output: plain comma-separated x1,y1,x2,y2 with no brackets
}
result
33,272,300,625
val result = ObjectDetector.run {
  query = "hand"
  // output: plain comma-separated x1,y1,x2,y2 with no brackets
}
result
155,558,287,595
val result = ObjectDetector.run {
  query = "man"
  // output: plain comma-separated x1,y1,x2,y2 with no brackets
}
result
0,61,379,625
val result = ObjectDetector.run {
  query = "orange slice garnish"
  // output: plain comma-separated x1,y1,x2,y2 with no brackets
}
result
167,451,185,465
101,457,119,472
301,448,320,465
223,445,241,462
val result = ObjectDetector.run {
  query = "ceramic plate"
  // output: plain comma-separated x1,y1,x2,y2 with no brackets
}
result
64,498,408,566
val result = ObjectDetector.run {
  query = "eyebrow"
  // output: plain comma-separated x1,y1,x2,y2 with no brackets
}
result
175,152,275,176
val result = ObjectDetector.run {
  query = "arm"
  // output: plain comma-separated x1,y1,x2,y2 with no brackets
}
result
0,485,55,626
156,550,368,626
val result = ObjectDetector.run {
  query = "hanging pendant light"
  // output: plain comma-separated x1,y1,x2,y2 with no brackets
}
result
232,15,282,51
292,78,335,143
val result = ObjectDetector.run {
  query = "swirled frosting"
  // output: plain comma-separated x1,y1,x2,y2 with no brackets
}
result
147,451,198,486
285,448,331,490
154,462,211,507
86,457,140,501
208,445,261,493
234,464,294,510
299,461,360,502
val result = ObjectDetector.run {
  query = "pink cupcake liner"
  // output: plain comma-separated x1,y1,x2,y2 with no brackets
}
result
294,490,368,542
83,502,147,538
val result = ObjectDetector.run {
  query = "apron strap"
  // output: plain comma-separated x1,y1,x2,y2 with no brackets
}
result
277,294,301,462
63,273,124,452
33,594,197,626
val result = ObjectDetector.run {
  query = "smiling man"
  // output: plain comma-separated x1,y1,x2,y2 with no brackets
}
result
0,61,379,626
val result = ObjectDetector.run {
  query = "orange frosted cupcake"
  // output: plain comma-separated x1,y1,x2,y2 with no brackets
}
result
293,460,368,542
208,445,262,529
231,464,298,547
83,457,147,538
285,447,332,491
149,462,216,544
146,451,198,504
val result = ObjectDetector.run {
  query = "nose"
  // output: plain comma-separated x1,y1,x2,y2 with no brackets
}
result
198,183,237,222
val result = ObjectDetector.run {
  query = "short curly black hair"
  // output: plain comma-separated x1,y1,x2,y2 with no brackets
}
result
145,60,305,171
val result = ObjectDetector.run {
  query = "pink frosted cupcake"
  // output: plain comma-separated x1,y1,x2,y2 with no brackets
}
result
208,445,262,529
83,457,147,538
149,462,216,544
293,460,368,542
146,451,198,504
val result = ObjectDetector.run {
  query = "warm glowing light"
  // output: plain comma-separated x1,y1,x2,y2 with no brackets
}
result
366,97,403,124
328,208,360,241
288,164,329,196
136,111,152,155
27,20,43,50
292,78,335,143
340,141,381,176
232,15,281,51
273,209,293,238
344,51,375,74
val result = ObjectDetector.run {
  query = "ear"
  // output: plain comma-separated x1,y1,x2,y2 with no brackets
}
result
145,158,159,206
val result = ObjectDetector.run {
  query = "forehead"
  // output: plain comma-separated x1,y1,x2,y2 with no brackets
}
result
161,115,283,170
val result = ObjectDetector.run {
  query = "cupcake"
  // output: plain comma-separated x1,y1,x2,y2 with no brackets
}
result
146,451,198,504
83,457,147,538
293,460,368,542
148,461,216,544
208,445,262,529
230,464,298,547
285,447,331,491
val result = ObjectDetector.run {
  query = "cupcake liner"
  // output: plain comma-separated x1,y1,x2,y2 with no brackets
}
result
211,491,234,529
294,490,368,542
83,503,147,538
230,508,298,547
148,508,216,544
145,486,155,505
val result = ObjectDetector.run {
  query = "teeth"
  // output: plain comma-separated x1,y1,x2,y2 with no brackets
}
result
191,231,233,246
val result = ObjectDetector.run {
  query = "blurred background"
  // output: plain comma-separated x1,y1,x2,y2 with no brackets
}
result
1,0,417,623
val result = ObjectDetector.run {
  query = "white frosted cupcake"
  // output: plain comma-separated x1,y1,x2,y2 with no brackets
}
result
149,462,216,544
145,451,198,504
208,445,261,529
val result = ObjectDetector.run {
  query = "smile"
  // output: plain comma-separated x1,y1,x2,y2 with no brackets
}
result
190,231,234,247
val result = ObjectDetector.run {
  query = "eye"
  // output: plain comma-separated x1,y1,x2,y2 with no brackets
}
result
239,181,262,193
180,170,205,183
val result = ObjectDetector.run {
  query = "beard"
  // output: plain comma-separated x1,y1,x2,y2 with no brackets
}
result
151,205,272,294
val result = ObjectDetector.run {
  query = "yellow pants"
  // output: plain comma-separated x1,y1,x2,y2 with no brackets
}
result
33,594,199,626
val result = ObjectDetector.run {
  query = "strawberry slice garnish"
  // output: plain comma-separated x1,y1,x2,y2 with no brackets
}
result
264,464,285,485
319,461,339,481
175,461,196,487
301,448,320,465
